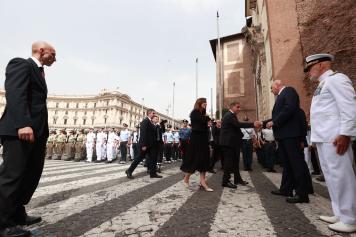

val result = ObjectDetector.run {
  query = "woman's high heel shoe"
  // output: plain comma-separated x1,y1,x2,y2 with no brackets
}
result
199,184,213,192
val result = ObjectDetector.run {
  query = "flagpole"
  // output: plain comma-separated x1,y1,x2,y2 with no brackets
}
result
217,11,223,119
195,58,198,99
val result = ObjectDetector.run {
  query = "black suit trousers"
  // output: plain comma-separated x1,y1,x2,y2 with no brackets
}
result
0,136,46,228
278,138,313,196
128,145,158,176
221,145,243,184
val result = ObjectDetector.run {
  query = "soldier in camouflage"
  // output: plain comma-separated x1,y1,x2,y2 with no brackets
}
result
74,129,86,162
45,130,57,160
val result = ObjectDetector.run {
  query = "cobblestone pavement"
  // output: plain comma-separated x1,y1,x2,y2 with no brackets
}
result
23,159,356,237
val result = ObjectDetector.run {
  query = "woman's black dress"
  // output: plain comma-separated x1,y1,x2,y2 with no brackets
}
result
180,109,210,173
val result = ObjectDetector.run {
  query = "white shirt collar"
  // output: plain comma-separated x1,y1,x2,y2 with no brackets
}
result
229,109,235,114
318,69,334,82
31,56,43,67
278,86,286,95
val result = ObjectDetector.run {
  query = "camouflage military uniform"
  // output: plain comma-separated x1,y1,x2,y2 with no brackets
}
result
53,131,66,160
62,131,76,161
74,131,85,161
45,132,57,159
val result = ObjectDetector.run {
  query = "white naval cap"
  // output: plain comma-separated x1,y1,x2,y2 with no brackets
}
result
304,53,334,72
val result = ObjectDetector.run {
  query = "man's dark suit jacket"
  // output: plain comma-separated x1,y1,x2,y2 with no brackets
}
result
212,125,220,146
0,58,49,138
219,111,254,148
264,87,307,139
139,117,157,147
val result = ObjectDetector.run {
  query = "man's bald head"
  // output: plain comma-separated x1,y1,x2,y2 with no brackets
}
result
271,80,284,95
31,41,56,67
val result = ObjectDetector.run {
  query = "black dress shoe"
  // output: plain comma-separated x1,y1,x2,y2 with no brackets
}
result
15,215,42,226
125,170,134,179
235,180,249,186
150,174,163,178
0,226,31,237
286,195,309,203
222,182,237,189
267,168,277,173
271,190,293,197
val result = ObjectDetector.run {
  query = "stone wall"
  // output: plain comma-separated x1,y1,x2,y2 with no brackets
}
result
296,0,356,96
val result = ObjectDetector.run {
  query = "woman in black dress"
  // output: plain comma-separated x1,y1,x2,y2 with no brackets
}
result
181,98,213,191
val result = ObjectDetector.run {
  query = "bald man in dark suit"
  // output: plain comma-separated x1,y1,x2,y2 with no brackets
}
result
0,41,56,237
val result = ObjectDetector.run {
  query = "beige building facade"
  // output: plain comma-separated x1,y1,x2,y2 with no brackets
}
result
0,88,178,130
210,33,257,121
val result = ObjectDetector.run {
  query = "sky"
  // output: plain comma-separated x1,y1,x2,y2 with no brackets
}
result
0,0,246,119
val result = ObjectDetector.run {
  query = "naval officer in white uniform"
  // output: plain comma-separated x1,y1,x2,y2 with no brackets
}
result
306,53,356,233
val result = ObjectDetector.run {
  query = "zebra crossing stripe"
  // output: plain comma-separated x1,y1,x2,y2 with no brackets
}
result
249,168,327,237
30,170,185,236
40,165,129,184
83,173,209,236
42,163,110,175
209,171,276,237
42,162,107,172
262,171,338,237
29,168,181,228
29,164,177,209
41,164,129,178
153,171,224,237
33,167,147,198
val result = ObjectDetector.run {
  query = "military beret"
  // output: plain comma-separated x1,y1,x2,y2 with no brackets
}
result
182,119,188,123
304,53,334,72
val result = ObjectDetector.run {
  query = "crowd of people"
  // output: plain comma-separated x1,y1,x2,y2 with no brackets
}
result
0,41,355,237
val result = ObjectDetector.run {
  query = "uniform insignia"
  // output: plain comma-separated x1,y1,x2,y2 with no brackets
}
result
313,81,325,97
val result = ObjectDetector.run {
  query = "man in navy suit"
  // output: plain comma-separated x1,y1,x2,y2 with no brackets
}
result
219,102,258,189
125,109,162,179
264,80,312,203
0,41,56,237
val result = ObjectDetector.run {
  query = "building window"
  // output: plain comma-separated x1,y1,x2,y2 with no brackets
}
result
55,110,58,114
66,103,69,108
76,103,79,108
94,103,96,108
65,111,68,115
104,118,107,124
84,111,87,115
64,119,67,125
92,119,94,125
106,100,109,106
56,103,59,108
74,119,77,125
53,118,57,124
75,111,78,115
105,109,108,114
85,103,88,108
83,119,86,125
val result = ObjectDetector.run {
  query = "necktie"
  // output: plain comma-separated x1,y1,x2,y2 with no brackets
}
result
39,67,45,79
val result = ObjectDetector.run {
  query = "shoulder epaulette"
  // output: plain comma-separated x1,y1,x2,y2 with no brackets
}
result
329,71,338,76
